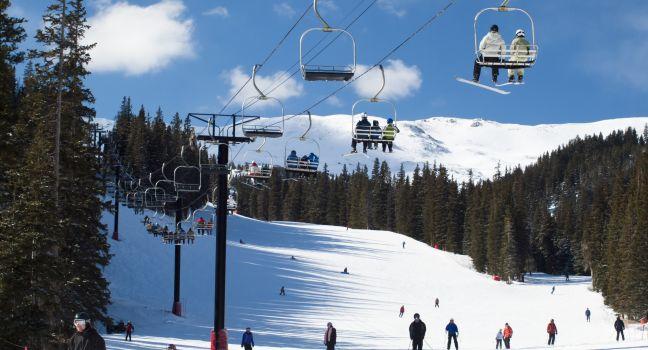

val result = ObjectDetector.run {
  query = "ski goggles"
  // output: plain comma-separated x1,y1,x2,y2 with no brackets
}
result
73,319,88,326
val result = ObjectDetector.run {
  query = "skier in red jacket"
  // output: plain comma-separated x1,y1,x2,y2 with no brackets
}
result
399,305,405,317
547,319,557,345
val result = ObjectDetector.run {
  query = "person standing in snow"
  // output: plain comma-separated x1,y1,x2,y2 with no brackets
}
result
547,319,557,346
473,24,505,83
551,286,555,294
614,316,625,341
435,298,440,308
503,323,513,349
399,305,405,318
409,313,427,350
125,321,134,341
507,29,531,83
241,327,255,350
68,312,106,350
279,286,286,296
324,322,337,350
445,318,459,350
402,241,405,249
585,308,591,322
495,329,504,349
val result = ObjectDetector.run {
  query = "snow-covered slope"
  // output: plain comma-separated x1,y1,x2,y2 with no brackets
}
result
101,206,648,349
218,115,648,181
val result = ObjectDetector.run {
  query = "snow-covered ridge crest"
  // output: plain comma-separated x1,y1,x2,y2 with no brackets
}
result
224,115,648,181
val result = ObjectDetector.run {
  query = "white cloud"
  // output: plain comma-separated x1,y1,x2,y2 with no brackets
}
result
326,95,343,107
273,3,296,18
377,0,407,18
319,0,338,12
353,59,422,100
84,0,194,75
221,66,304,111
203,6,229,17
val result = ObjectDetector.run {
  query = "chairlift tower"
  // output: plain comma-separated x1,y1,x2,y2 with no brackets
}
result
188,113,255,347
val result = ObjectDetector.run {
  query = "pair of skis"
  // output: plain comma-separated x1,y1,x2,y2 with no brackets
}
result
456,77,524,95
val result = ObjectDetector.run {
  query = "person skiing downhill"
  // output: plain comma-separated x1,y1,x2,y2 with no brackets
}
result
551,286,555,294
125,321,134,341
473,24,505,83
435,298,440,308
69,312,106,350
547,319,557,345
445,318,459,350
614,316,625,341
399,305,405,318
279,286,286,296
495,329,504,349
507,29,531,83
324,322,337,350
585,308,591,322
241,327,255,350
409,313,427,350
503,323,513,349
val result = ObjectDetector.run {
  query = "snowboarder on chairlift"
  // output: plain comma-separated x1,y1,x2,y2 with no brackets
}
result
508,29,531,83
307,152,319,171
352,114,371,153
287,150,299,168
547,319,557,346
382,118,399,153
473,24,505,83
369,120,382,149
399,305,405,317
409,313,427,350
585,308,591,322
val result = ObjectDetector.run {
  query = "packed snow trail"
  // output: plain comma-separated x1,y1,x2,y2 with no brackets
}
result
101,206,648,349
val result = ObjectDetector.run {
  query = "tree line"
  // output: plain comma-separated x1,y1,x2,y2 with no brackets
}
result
235,127,648,319
0,1,110,348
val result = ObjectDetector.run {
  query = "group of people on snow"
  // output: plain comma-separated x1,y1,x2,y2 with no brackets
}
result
286,150,319,171
352,114,400,153
473,24,532,84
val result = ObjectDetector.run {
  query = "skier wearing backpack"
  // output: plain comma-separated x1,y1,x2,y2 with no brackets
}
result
409,313,427,350
547,319,557,345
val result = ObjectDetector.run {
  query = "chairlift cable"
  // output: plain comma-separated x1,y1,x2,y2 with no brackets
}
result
268,0,458,127
217,2,313,114
234,0,378,115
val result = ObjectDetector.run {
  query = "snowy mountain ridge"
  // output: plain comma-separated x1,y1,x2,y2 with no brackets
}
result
96,115,648,181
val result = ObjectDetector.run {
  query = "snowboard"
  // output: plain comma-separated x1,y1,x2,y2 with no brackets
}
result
456,77,511,95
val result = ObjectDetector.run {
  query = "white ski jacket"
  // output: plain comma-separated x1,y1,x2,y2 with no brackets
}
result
479,31,505,58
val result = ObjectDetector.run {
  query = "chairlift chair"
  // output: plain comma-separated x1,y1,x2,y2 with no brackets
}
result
284,112,320,177
192,205,215,235
300,0,356,81
173,146,202,193
473,0,538,69
241,138,274,181
350,65,398,147
241,65,286,139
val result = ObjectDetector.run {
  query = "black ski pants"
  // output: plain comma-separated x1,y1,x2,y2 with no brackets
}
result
503,338,511,349
447,334,458,350
244,345,253,350
496,339,502,349
616,330,625,341
548,333,555,345
382,141,393,152
125,331,132,341
473,56,500,82
352,139,368,152
412,339,423,350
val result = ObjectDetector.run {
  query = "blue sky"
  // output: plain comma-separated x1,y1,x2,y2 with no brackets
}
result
10,0,648,125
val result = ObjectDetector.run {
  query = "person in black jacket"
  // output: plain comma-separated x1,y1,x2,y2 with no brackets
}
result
351,114,371,153
409,313,426,350
69,312,106,350
324,322,337,350
614,316,625,341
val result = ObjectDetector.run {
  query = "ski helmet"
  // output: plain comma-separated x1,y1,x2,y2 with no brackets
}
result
413,313,420,319
74,312,90,321
515,29,525,37
387,117,394,124
490,24,499,32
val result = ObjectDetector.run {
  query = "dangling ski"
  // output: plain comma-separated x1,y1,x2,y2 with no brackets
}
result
456,77,510,95
495,81,525,87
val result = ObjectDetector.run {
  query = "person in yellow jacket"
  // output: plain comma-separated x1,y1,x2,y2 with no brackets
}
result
382,118,399,153
508,29,531,83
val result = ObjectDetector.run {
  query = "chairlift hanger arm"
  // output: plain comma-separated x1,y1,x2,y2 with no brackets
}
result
313,0,331,30
251,64,267,99
371,65,386,102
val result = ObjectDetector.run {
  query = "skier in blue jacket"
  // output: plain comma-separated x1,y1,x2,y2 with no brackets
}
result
445,318,459,350
241,327,255,350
